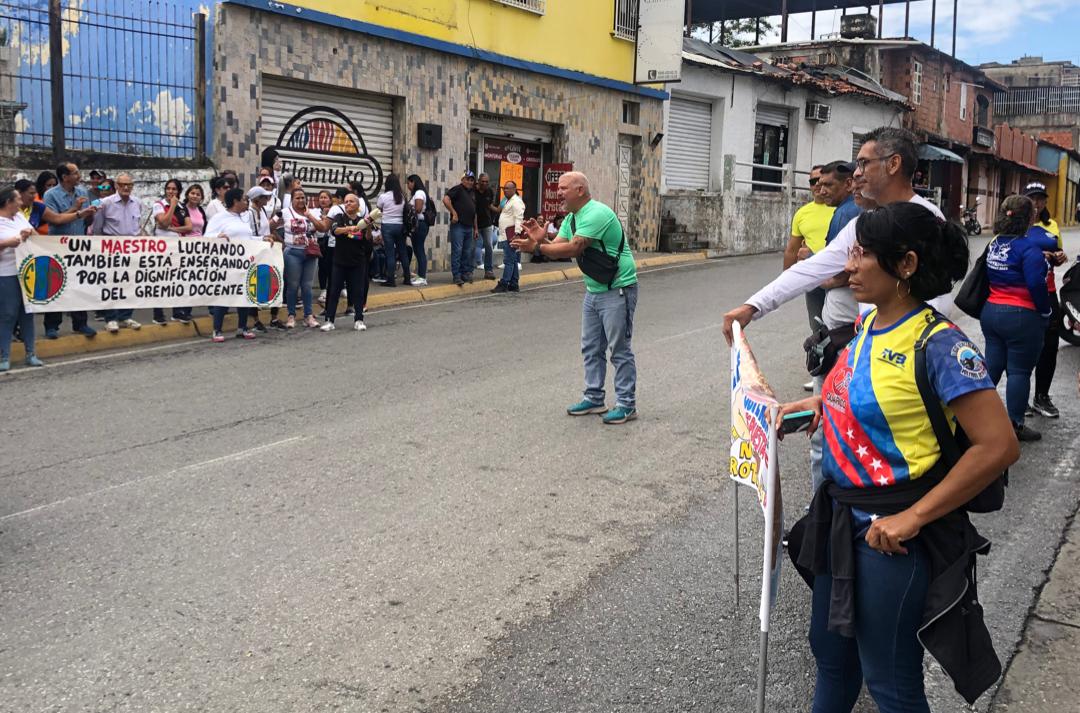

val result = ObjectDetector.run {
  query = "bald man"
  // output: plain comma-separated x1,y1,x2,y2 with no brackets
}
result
512,171,639,424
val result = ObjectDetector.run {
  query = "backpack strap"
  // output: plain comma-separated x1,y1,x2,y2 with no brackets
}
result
914,313,964,468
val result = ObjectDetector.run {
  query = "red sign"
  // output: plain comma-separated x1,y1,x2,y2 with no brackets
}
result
484,138,542,167
542,163,574,217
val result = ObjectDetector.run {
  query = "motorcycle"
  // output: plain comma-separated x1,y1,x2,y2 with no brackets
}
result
963,197,983,236
1058,257,1080,346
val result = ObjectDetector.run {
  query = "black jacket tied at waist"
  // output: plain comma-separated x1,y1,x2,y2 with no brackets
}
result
787,472,1001,705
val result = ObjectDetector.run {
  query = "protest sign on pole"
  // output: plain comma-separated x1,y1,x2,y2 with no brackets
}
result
15,235,284,312
729,322,785,713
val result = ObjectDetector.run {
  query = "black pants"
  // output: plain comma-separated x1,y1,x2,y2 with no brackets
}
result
318,239,334,290
1035,291,1062,396
44,310,87,331
325,261,369,323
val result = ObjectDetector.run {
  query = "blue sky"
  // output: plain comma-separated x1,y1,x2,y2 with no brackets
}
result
755,1,1079,68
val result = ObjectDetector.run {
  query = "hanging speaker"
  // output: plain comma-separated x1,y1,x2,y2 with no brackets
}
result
418,123,442,150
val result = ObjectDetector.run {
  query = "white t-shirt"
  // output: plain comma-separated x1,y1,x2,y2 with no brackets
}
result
0,212,32,276
282,204,319,246
376,191,404,225
152,200,181,237
746,193,951,320
411,190,428,220
205,197,226,220
204,209,254,240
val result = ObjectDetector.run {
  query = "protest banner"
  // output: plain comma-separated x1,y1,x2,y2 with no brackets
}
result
15,235,284,312
729,321,784,713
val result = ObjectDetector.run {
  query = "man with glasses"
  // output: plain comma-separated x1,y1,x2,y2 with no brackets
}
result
43,162,98,338
91,174,144,333
722,127,948,344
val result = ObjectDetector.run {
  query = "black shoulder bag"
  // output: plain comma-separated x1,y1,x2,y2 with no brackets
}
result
914,315,1007,513
571,213,625,289
954,240,992,319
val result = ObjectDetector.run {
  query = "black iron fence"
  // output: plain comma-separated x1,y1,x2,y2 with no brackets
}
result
0,0,206,166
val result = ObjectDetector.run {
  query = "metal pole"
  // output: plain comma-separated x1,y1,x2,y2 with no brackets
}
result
756,631,770,713
755,17,761,45
811,0,817,41
878,0,884,38
951,0,958,57
780,0,789,43
905,0,911,37
193,12,207,161
930,0,937,48
733,480,740,613
48,0,65,162
684,0,692,37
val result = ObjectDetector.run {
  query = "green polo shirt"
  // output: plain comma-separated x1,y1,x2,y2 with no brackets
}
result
557,200,636,293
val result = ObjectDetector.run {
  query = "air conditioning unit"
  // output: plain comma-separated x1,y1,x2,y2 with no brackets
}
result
805,102,832,122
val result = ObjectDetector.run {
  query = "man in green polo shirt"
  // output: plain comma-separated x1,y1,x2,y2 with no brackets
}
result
512,171,638,424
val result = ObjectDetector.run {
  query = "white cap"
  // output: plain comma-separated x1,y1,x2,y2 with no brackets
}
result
246,186,273,200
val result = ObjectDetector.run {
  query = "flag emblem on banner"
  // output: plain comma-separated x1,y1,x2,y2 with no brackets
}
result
246,263,282,308
18,254,67,305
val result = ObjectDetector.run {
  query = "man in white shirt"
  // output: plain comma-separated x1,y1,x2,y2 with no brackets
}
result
722,127,947,344
492,180,526,293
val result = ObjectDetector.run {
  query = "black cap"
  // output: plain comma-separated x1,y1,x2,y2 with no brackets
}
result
1023,182,1049,198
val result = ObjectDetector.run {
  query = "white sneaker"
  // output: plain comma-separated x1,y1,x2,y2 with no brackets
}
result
354,320,367,331
411,277,428,286
106,320,119,333
121,319,141,330
341,288,348,298
320,321,336,332
317,290,327,305
803,381,814,392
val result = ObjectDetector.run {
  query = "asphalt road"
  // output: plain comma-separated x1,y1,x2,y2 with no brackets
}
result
3,239,1079,713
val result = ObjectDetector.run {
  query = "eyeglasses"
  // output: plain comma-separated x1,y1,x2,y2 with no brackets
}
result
854,154,898,172
115,182,133,188
808,177,819,187
848,243,867,262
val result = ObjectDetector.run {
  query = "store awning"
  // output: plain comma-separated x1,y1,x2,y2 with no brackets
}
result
918,144,965,164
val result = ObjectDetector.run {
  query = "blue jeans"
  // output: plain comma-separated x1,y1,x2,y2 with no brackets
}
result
283,246,317,318
0,275,35,360
500,239,520,286
980,302,1047,425
810,538,931,713
810,375,825,494
211,306,249,333
581,284,638,409
449,223,475,278
382,223,409,284
475,225,496,271
411,220,429,278
104,309,134,322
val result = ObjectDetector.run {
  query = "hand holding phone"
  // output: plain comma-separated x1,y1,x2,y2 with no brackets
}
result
779,410,816,436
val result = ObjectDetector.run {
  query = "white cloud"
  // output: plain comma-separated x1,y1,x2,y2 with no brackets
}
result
70,104,118,127
14,113,29,134
10,0,85,65
128,91,192,144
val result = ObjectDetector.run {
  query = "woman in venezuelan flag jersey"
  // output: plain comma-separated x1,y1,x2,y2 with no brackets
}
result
779,203,1019,712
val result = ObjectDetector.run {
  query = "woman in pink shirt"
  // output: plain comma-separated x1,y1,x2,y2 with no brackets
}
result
184,184,207,237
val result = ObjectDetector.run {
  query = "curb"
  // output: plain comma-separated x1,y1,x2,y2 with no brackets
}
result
7,251,709,363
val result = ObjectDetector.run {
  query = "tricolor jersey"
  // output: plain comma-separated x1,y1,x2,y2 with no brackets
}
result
821,306,994,492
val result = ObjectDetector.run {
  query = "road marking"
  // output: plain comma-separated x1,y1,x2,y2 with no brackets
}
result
651,323,723,344
0,338,204,376
0,436,305,521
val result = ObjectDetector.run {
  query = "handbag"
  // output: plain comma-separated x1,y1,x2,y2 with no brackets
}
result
955,241,992,319
571,214,625,289
803,318,856,377
304,234,322,258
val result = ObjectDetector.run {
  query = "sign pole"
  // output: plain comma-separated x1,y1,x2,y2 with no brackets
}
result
756,407,782,713
733,480,740,613
731,321,742,614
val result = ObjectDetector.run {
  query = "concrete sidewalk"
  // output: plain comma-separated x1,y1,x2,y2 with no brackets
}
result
991,507,1080,711
6,251,708,363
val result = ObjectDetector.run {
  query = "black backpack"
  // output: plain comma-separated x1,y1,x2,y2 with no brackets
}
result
422,195,437,226
914,314,1007,513
402,199,418,237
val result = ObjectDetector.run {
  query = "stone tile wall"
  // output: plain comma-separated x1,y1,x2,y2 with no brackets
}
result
213,4,664,271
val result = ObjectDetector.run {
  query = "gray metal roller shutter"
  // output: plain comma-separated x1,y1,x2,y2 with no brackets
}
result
259,75,394,196
664,96,712,190
756,104,791,127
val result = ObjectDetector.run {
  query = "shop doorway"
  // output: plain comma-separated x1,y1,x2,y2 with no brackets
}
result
469,135,551,219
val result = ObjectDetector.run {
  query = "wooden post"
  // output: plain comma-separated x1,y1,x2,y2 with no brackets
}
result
47,0,65,161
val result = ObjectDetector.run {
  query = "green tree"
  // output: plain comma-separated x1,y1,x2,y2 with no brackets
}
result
690,17,777,47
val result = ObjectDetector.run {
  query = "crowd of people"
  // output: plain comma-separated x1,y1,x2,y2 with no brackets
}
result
724,126,1071,712
0,160,542,369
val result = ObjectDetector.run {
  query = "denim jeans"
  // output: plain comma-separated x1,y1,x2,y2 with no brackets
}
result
411,219,429,278
448,222,475,278
980,302,1048,425
810,538,931,713
581,284,638,409
382,223,409,284
500,239,520,286
106,309,135,322
211,306,249,333
810,374,825,494
475,225,496,271
283,246,317,317
0,275,35,359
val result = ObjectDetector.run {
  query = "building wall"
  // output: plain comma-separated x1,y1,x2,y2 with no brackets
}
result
212,4,663,270
249,0,639,84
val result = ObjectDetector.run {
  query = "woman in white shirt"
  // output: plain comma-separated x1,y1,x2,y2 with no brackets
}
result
375,174,409,287
493,180,526,293
0,184,43,370
281,187,330,328
406,174,431,286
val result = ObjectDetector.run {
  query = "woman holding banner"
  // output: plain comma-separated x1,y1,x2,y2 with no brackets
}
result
777,203,1019,711
0,185,44,371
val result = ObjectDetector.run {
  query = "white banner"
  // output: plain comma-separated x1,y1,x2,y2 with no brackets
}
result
635,0,684,84
15,235,284,312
